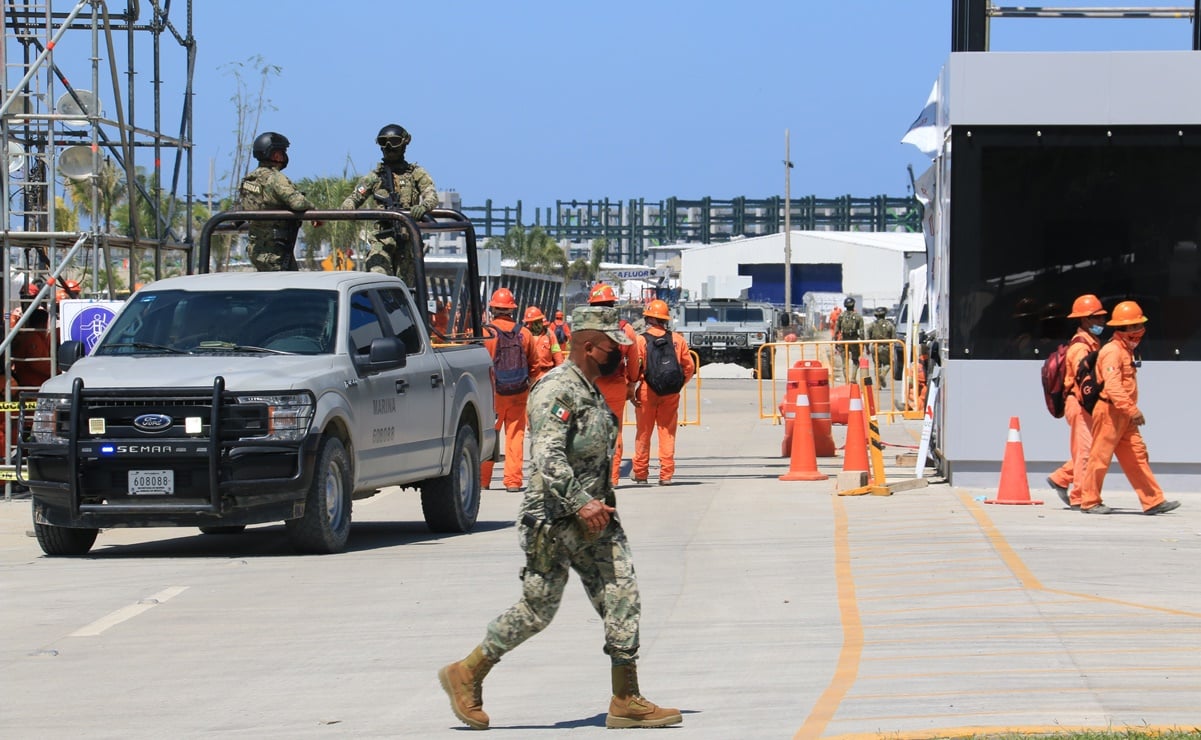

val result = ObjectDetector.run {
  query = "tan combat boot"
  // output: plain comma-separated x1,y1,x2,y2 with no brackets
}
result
438,645,497,730
605,663,682,729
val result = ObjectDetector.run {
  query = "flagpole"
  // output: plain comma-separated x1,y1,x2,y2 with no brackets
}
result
784,129,793,318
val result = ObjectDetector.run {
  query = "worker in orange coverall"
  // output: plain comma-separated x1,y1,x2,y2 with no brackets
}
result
1045,294,1107,510
523,306,563,384
1078,300,1181,516
480,288,540,492
632,300,694,486
586,283,641,486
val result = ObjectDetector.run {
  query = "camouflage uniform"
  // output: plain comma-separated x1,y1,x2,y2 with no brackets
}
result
481,359,641,666
836,309,865,382
867,315,896,388
340,161,438,284
238,165,314,271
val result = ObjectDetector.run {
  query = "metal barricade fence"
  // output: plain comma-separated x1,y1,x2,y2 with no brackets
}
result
756,339,912,424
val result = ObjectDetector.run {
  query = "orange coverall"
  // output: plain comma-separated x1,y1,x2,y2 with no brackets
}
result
1048,330,1100,507
595,320,641,486
528,330,563,384
480,316,540,490
632,327,695,484
1078,337,1167,512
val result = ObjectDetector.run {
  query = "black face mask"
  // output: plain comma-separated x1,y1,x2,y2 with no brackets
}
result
596,344,622,376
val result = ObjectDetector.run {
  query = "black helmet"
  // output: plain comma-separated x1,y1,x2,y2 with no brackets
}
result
252,132,289,162
874,306,887,317
376,123,412,150
843,297,855,309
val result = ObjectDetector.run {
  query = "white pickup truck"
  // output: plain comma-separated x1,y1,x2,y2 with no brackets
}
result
18,263,497,556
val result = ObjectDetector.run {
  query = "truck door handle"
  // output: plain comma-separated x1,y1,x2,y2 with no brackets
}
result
430,373,443,388
395,379,408,394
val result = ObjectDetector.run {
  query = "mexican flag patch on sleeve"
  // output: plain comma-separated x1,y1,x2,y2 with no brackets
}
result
550,402,571,423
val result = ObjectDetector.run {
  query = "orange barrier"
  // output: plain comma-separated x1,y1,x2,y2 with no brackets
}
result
985,416,1044,505
830,383,851,425
841,383,869,473
800,361,835,456
779,393,828,482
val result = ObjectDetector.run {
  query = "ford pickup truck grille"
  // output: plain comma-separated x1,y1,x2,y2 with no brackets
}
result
54,395,269,441
690,332,748,347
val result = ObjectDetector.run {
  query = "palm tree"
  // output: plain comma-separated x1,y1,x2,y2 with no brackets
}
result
295,175,357,269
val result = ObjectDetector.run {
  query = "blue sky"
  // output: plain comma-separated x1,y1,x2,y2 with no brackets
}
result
167,3,1198,208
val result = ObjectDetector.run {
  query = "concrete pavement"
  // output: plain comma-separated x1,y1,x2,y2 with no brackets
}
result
0,378,1197,738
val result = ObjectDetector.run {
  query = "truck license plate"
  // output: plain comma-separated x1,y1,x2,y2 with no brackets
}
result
129,470,174,495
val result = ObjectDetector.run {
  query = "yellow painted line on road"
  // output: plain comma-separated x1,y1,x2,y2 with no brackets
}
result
956,489,1044,589
794,495,860,740
821,723,1195,740
69,586,188,637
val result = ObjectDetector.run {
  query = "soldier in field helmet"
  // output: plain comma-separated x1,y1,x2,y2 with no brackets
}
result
835,296,865,382
866,306,896,388
340,123,439,285
238,131,314,271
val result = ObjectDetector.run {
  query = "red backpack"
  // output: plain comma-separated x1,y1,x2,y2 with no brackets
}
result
489,323,530,395
1040,336,1087,418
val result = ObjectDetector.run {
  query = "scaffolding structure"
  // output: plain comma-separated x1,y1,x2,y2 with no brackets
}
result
1,0,194,484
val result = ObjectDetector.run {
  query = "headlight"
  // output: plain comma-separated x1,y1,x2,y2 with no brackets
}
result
234,393,314,442
32,395,70,443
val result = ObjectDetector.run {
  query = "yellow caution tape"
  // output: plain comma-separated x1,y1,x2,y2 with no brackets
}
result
0,401,37,412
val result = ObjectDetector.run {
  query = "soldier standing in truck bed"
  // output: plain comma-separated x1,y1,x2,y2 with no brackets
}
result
340,124,438,286
238,132,314,271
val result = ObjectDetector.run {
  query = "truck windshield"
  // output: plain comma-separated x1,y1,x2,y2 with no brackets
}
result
685,306,764,323
95,289,338,356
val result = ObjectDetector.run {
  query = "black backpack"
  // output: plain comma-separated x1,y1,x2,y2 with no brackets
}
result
1075,348,1103,414
641,331,686,395
489,323,530,396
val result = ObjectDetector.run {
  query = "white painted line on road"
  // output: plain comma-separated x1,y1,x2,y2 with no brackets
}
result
69,586,189,637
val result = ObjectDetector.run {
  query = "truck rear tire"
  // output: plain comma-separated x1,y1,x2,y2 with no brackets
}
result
421,424,480,533
285,436,352,554
34,521,98,557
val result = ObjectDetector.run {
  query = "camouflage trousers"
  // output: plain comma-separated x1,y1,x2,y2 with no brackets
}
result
482,516,641,666
248,223,299,272
364,231,416,286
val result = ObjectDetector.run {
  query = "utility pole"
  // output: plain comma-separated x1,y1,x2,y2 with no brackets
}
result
784,129,794,318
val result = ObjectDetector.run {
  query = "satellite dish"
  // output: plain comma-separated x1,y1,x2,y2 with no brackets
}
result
55,90,103,127
58,145,95,180
3,139,25,174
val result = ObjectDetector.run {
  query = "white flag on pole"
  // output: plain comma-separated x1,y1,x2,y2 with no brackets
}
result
901,80,941,158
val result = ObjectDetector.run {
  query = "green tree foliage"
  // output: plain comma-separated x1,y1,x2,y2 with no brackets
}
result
485,225,568,275
295,176,356,269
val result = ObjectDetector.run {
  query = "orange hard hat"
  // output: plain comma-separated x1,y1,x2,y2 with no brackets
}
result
784,333,798,342
1067,294,1106,318
1107,300,1148,327
589,283,617,304
523,306,546,323
489,287,517,309
643,299,670,321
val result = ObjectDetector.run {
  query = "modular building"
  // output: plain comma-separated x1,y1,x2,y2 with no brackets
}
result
926,49,1201,490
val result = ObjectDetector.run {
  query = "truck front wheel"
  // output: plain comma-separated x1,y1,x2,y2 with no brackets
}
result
285,436,352,554
34,521,98,557
421,424,481,533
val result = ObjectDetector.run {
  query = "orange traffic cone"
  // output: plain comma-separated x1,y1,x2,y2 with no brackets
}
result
841,383,869,473
985,416,1044,505
780,394,828,481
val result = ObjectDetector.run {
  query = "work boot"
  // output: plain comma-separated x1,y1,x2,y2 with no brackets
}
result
1082,504,1113,515
439,645,497,730
606,663,682,729
1144,500,1181,515
1046,476,1071,508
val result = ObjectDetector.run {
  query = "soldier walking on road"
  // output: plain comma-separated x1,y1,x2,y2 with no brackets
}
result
340,124,438,285
239,132,314,271
439,306,682,731
836,296,864,383
866,306,896,388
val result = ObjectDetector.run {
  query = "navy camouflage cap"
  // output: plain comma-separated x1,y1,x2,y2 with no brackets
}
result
571,306,633,345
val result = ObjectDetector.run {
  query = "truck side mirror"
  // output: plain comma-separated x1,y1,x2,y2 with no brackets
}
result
359,336,407,374
57,340,85,370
